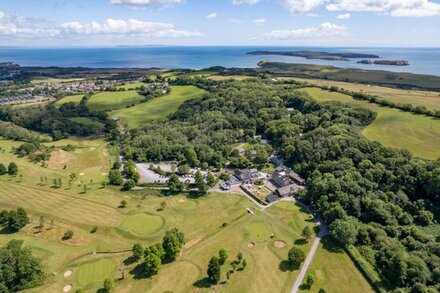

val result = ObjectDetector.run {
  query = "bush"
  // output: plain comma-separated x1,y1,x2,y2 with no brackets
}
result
288,246,305,265
122,179,136,191
62,230,74,240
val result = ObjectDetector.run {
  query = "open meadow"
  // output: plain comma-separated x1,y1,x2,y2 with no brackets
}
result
284,77,440,110
299,87,440,160
111,85,205,128
55,94,85,107
87,91,145,111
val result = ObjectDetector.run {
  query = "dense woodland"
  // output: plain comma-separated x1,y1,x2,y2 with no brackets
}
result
117,78,440,292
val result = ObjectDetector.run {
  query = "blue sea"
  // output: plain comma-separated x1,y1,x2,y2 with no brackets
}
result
1,46,440,76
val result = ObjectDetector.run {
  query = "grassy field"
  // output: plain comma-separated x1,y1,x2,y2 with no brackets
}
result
283,77,440,110
207,75,255,81
111,85,205,128
299,87,440,160
55,94,85,106
31,78,85,84
301,239,374,293
117,82,149,90
0,134,371,292
87,90,145,111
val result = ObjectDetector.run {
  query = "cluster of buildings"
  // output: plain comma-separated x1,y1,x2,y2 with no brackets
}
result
220,164,305,204
0,79,125,106
265,165,305,202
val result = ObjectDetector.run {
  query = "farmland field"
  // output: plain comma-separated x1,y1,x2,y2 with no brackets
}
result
55,94,85,106
283,77,440,110
299,87,440,160
111,85,205,128
117,82,148,90
87,90,145,111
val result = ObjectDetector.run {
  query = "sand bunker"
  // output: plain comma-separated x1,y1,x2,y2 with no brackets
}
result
178,199,186,203
248,242,255,248
274,240,286,248
63,284,72,292
63,270,72,277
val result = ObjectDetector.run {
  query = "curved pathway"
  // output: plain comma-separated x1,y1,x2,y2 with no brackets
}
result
291,215,328,293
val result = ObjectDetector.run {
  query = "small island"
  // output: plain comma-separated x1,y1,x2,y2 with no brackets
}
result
247,50,380,61
357,60,409,66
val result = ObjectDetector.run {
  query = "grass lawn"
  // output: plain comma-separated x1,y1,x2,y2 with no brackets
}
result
55,94,85,107
75,258,118,288
284,77,440,110
119,213,165,237
300,87,440,160
301,238,375,293
111,85,205,128
87,90,145,111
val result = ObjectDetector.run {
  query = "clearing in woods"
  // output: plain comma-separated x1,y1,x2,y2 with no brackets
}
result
110,85,205,128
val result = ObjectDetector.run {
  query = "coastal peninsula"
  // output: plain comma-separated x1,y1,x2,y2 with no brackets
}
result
357,60,410,66
247,50,380,61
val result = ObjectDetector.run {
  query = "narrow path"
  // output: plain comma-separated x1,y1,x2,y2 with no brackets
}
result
291,216,329,293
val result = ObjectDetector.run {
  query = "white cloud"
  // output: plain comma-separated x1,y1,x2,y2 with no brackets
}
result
60,18,201,37
336,13,351,19
109,0,182,8
0,10,59,36
232,0,261,5
327,0,440,17
205,12,218,19
254,18,267,25
278,0,325,14
266,22,348,39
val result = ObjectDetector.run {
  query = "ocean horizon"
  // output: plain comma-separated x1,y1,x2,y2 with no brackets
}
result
1,46,440,76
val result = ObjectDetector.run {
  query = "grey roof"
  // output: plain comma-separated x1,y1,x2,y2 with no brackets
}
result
266,193,279,203
277,184,298,196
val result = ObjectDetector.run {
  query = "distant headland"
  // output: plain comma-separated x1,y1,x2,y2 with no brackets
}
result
246,50,380,61
357,60,410,66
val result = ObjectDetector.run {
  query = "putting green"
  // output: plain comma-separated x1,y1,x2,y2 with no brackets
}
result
245,221,271,242
76,258,117,288
120,213,164,236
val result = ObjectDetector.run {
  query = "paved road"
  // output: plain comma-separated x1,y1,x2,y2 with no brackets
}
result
291,216,329,293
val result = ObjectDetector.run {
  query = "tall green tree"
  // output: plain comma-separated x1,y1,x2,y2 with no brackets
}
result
207,256,221,284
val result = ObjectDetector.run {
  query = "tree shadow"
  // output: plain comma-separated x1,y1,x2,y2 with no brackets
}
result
123,256,137,266
193,277,212,288
294,238,308,245
299,283,311,290
129,263,149,280
0,226,14,235
279,260,299,272
321,237,343,253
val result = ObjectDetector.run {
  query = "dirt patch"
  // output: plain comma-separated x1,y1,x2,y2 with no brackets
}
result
63,284,72,292
274,240,286,248
22,223,90,246
101,172,107,176
64,270,72,277
184,235,203,250
248,242,255,248
47,149,78,170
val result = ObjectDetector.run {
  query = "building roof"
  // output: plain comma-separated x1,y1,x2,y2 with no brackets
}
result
290,171,305,184
277,184,298,197
266,193,279,203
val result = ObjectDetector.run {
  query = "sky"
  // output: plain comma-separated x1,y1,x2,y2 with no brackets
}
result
0,0,439,47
